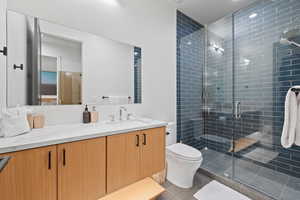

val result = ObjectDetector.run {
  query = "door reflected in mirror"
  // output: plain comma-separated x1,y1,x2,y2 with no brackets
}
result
40,34,82,105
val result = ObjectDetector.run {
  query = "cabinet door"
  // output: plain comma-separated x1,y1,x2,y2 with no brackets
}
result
58,137,106,200
0,146,57,200
107,131,141,193
140,127,166,178
84,137,106,199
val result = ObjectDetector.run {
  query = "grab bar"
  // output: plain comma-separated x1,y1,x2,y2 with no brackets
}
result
0,156,11,173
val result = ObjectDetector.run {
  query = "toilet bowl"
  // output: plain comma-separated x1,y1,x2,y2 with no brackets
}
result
166,143,203,188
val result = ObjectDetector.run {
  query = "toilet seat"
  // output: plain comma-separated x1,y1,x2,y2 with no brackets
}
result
166,143,202,161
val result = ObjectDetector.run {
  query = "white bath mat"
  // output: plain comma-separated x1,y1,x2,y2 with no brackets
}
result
193,181,251,200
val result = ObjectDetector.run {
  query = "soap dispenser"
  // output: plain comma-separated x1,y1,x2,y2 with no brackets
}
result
83,105,91,123
90,106,99,123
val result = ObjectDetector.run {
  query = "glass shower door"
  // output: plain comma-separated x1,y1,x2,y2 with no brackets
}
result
232,0,300,199
201,15,235,178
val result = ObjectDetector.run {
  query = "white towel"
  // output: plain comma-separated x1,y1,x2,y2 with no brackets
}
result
0,107,31,138
296,94,300,146
281,87,300,148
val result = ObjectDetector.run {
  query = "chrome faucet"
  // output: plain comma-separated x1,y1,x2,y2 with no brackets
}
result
119,106,127,121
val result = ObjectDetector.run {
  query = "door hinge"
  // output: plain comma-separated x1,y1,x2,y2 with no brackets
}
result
0,46,7,56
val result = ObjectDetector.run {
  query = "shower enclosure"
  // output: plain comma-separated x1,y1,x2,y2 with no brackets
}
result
177,0,300,199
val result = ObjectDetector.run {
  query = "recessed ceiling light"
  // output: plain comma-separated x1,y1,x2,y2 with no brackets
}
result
249,13,258,19
101,0,119,6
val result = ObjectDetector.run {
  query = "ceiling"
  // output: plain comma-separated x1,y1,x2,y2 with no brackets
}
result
171,0,260,25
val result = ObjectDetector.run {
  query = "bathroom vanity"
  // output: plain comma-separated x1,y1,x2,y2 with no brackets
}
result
1,5,167,200
0,119,167,200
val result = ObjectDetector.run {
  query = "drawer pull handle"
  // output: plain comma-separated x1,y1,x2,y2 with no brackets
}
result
143,134,147,145
48,151,52,170
136,135,140,147
63,149,66,166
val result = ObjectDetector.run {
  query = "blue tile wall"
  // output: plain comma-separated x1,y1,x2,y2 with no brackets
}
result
233,0,300,178
204,0,300,178
134,47,142,104
205,15,234,153
176,11,205,149
177,0,300,179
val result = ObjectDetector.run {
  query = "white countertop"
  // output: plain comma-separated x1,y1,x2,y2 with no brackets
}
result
0,118,168,154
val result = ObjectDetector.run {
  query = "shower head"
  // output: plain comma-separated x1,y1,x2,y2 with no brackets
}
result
280,28,300,48
280,38,300,48
280,38,290,45
282,28,300,39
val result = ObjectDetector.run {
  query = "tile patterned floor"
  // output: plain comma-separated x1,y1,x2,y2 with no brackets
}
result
157,173,212,200
201,149,300,200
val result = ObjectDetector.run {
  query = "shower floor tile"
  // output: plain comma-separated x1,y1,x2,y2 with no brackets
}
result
201,149,300,200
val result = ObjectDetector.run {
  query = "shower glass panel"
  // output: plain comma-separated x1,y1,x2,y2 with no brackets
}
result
201,0,300,199
202,15,234,178
232,0,300,199
177,0,300,198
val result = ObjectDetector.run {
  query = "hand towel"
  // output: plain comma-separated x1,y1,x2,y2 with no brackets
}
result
0,107,32,138
281,88,298,148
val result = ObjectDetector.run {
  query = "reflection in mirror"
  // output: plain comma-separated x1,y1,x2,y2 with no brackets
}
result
41,34,82,105
6,10,142,107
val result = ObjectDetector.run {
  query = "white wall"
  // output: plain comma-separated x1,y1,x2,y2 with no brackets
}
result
5,0,177,144
42,37,82,73
0,0,7,109
6,11,29,106
82,34,134,104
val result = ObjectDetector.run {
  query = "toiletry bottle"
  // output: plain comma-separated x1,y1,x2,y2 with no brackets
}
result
33,114,45,129
83,105,91,123
90,106,99,123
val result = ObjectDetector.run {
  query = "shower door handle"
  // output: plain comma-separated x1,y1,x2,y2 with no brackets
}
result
235,102,241,119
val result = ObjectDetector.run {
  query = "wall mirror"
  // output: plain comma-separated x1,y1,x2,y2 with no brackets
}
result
6,10,142,107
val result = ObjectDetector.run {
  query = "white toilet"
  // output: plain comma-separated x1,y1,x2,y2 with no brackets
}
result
166,143,203,188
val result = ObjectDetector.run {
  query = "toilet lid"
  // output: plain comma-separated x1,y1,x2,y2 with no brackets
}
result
166,143,202,161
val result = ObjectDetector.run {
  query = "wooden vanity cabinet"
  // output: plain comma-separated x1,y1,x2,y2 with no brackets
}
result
106,131,141,193
140,127,166,178
0,137,106,200
57,137,106,200
0,146,57,200
107,127,166,193
0,126,165,200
